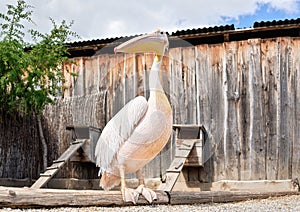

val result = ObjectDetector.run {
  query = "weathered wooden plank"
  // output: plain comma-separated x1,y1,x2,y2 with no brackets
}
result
172,179,298,192
170,190,299,205
111,54,126,116
169,47,185,124
161,51,171,99
73,58,85,96
196,43,226,181
31,141,86,189
175,146,195,158
2,178,297,193
89,54,110,128
260,38,280,180
285,37,294,180
84,57,99,95
223,41,240,180
290,38,300,179
62,61,76,97
166,157,186,172
159,51,173,178
124,54,137,102
135,54,146,97
236,40,251,180
185,142,203,166
195,44,214,181
98,54,111,92
248,38,265,180
209,44,226,181
1,186,297,208
159,139,196,191
182,47,197,124
56,140,86,162
159,172,181,192
104,55,114,123
29,176,51,190
211,180,298,192
278,37,291,179
0,187,168,208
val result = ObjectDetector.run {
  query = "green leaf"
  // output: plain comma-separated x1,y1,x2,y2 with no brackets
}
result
0,0,79,114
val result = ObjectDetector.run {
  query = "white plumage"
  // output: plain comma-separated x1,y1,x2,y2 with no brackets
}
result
95,96,148,177
94,30,172,204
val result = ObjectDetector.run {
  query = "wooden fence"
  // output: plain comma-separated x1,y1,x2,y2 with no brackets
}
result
41,36,300,182
0,35,294,184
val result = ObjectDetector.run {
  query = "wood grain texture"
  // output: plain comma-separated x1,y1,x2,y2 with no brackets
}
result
41,37,300,182
4,37,300,184
0,187,168,208
0,185,297,208
170,190,299,205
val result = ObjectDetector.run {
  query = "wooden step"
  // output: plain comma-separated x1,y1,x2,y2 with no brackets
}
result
31,140,86,189
158,139,196,192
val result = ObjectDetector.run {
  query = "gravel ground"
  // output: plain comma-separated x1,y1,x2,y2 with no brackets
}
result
1,194,300,212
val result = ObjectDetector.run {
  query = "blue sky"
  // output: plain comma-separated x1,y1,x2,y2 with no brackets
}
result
233,3,300,28
1,0,300,41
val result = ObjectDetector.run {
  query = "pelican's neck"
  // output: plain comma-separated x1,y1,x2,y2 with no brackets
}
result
149,55,163,92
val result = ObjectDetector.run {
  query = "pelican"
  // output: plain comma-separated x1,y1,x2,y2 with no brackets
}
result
94,30,172,204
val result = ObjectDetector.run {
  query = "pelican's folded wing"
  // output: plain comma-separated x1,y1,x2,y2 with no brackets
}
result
94,96,148,171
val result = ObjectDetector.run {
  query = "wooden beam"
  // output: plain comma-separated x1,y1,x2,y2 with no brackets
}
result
31,140,86,189
0,187,168,208
0,186,298,208
172,179,298,192
170,190,299,205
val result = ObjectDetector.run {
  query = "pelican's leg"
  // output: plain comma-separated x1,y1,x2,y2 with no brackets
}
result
119,165,139,204
135,169,157,203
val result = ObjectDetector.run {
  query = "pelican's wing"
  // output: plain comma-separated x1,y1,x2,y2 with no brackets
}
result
94,96,148,172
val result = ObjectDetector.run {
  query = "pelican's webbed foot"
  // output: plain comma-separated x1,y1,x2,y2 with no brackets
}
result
122,187,139,204
136,184,157,203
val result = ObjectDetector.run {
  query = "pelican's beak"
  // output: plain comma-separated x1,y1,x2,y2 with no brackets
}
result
114,30,169,55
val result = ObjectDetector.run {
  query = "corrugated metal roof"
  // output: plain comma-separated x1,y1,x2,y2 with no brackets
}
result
253,18,300,28
171,24,234,36
67,18,300,57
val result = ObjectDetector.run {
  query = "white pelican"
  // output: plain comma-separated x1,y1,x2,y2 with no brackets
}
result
94,30,172,204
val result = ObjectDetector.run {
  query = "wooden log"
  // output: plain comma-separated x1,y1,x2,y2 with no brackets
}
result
170,190,299,205
0,187,169,208
172,179,298,192
0,185,298,208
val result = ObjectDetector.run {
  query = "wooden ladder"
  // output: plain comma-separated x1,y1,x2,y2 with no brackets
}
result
31,140,86,189
157,139,197,192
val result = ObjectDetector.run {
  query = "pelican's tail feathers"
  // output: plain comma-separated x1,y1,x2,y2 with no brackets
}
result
100,170,121,191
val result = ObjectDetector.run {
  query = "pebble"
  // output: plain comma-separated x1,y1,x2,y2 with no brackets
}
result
1,194,300,212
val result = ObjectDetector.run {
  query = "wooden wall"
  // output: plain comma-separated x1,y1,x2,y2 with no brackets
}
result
0,111,41,179
43,37,300,182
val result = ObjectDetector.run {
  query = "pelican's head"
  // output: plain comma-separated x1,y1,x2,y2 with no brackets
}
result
114,30,169,56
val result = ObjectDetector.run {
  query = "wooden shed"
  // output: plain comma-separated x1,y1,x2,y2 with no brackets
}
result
2,20,300,193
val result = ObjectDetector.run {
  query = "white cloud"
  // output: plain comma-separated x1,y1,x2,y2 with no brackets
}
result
259,0,300,13
0,0,299,41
